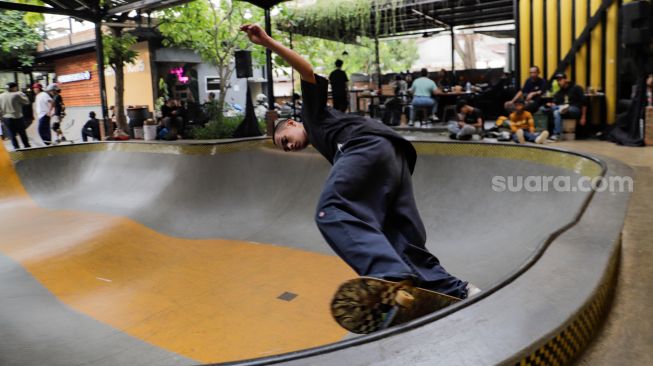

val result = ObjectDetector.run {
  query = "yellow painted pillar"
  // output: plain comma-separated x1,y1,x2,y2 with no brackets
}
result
575,0,588,88
520,0,532,84
533,0,544,71
546,0,559,78
589,0,602,91
560,0,573,77
605,1,618,124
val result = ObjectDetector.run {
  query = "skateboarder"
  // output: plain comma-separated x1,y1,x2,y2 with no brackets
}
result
241,24,480,300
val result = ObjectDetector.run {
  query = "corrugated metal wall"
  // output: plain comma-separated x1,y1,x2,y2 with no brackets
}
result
517,0,636,124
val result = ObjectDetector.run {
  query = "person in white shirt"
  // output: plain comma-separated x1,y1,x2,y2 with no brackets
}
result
0,82,31,149
34,83,54,145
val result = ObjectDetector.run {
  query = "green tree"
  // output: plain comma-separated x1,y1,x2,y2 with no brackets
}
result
0,10,42,67
103,26,138,132
159,0,264,123
274,2,418,80
289,36,417,76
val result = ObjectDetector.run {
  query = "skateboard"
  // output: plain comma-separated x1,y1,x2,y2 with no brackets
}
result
331,277,461,334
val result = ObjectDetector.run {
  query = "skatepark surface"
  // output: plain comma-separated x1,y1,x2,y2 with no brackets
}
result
0,139,626,365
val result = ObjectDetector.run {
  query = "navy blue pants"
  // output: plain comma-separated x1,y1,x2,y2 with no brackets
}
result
315,135,468,298
38,115,51,145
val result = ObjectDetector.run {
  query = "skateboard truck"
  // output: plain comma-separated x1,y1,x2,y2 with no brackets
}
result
380,289,415,330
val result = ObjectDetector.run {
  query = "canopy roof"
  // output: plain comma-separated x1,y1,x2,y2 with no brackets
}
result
241,0,288,9
282,0,514,40
0,0,193,22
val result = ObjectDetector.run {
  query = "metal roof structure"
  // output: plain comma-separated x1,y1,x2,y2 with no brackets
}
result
241,0,288,9
0,0,194,123
0,0,193,22
283,0,515,40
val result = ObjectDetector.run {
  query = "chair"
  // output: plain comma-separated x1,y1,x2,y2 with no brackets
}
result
442,104,457,122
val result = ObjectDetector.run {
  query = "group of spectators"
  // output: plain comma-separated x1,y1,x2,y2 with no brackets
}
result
446,65,588,143
0,82,67,149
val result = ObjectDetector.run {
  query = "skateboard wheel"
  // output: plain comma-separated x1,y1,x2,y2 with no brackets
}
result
395,290,414,307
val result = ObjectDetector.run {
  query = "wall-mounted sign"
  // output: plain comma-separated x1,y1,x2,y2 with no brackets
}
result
58,71,91,83
104,59,145,77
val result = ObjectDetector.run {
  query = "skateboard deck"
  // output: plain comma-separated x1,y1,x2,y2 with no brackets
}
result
331,277,461,334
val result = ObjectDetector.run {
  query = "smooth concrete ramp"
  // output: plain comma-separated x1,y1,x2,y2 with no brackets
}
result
0,139,615,365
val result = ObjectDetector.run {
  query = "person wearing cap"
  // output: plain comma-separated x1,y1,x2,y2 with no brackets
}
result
504,66,548,113
448,99,483,140
33,83,54,145
539,73,587,141
48,84,67,143
241,24,480,300
0,82,31,149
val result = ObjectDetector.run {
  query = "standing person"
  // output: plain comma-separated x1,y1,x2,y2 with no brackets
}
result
504,66,548,113
33,83,54,145
0,82,31,149
404,70,413,89
409,68,440,125
48,84,67,143
241,24,480,299
160,99,182,140
539,73,587,141
329,59,349,112
391,74,408,96
81,111,101,142
21,87,35,129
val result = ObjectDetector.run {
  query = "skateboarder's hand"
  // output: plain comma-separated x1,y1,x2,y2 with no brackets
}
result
241,24,271,47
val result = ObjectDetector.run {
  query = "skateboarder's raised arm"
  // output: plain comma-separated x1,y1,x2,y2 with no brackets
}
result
241,24,316,84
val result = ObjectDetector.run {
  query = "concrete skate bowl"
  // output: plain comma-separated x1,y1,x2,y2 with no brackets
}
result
0,139,630,366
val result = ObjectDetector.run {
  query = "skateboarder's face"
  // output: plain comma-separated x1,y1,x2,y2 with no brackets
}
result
274,120,308,152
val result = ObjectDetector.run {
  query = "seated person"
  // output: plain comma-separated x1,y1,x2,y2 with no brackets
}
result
392,74,408,97
409,68,441,125
449,99,483,140
437,69,452,90
204,92,216,105
505,66,548,113
81,111,101,141
539,73,587,141
502,99,549,144
160,98,183,140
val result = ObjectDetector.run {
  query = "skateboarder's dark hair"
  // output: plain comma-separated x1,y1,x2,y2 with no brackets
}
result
272,118,290,145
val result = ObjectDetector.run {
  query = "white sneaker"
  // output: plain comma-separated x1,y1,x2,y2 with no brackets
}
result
408,121,414,126
549,134,560,142
431,114,440,122
535,130,549,144
465,283,482,298
515,129,525,144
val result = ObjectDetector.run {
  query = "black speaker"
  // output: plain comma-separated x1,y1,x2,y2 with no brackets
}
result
621,1,652,47
235,50,253,78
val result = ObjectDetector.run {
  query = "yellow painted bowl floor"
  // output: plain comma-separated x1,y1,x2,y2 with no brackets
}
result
0,146,354,364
